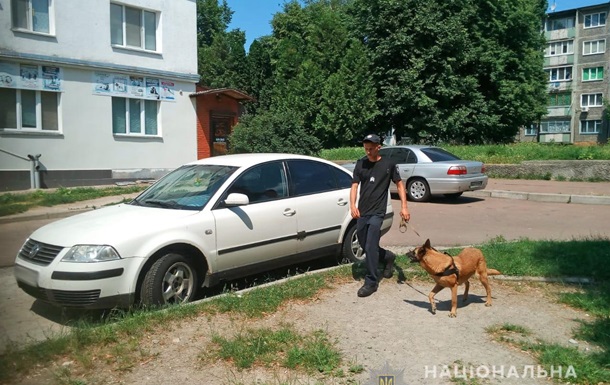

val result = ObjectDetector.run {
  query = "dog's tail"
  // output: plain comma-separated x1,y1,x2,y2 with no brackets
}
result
487,269,502,276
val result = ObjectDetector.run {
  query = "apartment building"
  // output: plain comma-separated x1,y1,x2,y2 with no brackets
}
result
519,1,610,144
0,0,199,191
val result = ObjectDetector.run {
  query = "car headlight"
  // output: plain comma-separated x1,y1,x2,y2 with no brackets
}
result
62,245,121,263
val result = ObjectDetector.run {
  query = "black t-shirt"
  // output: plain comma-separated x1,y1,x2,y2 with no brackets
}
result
352,156,401,216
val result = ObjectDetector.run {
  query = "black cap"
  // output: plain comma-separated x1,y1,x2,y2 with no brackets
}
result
362,134,381,144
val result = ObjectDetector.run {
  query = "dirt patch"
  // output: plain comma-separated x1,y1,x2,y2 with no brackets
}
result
11,274,597,385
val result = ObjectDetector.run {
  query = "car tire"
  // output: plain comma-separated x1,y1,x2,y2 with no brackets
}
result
444,192,463,199
407,178,431,202
341,224,365,263
140,253,198,306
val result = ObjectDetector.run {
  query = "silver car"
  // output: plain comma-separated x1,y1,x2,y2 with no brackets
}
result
343,145,488,202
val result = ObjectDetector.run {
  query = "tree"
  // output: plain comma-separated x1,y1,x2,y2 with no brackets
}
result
233,0,379,152
196,0,247,89
350,0,548,144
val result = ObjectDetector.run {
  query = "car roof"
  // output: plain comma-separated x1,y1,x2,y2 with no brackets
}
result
381,145,437,150
185,153,336,168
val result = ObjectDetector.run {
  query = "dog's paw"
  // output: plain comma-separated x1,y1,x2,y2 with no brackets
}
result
449,313,457,318
485,302,492,307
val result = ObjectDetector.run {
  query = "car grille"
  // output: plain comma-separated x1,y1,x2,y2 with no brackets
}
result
17,282,101,307
18,239,64,266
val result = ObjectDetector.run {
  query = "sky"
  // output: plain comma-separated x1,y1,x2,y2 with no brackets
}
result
226,0,610,50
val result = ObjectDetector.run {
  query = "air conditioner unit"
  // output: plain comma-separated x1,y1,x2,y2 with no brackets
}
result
581,106,589,112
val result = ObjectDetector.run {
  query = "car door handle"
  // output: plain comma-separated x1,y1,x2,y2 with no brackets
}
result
283,208,296,216
337,199,348,206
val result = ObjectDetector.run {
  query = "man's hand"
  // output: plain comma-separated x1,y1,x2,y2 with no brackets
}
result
400,207,410,222
351,205,360,219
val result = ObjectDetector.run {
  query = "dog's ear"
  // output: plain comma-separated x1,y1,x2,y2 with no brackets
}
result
424,239,431,249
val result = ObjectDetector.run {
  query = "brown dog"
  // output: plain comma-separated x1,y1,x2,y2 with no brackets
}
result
406,239,501,317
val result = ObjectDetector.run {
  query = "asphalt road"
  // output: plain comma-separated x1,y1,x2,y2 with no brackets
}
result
1,192,609,353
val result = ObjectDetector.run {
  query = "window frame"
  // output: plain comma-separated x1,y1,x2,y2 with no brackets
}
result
584,12,607,28
0,87,60,132
11,0,55,35
581,93,603,108
545,40,574,57
524,124,538,136
548,92,571,107
112,97,159,136
582,67,604,82
545,66,572,82
546,17,575,31
580,120,602,134
540,120,571,134
583,39,606,55
110,3,159,52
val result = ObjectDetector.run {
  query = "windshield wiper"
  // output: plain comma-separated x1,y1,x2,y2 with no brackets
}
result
144,199,181,209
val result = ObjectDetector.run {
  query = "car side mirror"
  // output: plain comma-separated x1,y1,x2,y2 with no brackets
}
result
224,193,249,207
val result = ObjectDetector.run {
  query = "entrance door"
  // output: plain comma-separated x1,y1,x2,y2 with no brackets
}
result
211,117,232,156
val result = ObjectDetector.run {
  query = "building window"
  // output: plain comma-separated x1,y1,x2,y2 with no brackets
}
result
545,66,572,82
580,120,602,134
110,3,157,51
112,97,158,135
0,87,59,131
583,40,606,55
548,92,571,107
582,67,604,82
584,12,606,28
11,0,53,34
581,93,603,107
546,17,575,31
545,40,573,56
540,120,571,133
524,124,538,136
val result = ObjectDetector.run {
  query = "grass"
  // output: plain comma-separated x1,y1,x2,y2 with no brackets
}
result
320,142,610,163
0,185,147,217
1,239,609,384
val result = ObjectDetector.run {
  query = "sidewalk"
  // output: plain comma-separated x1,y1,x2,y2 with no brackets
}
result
1,178,609,225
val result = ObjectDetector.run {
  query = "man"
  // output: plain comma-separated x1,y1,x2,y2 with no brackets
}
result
350,134,410,297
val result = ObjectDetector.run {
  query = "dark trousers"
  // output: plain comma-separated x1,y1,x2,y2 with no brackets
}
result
356,214,390,287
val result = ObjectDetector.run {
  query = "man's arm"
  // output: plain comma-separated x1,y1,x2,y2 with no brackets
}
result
350,182,360,219
395,180,410,222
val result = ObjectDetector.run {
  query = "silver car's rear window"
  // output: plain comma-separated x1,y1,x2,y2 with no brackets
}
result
421,148,461,162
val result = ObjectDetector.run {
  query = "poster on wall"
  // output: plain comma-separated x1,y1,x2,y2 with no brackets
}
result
146,78,160,100
0,62,19,88
0,62,63,91
20,64,40,89
92,71,176,102
93,72,113,93
129,76,145,97
42,66,62,91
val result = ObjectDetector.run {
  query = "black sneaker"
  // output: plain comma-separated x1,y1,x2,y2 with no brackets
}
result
357,284,378,297
383,251,396,279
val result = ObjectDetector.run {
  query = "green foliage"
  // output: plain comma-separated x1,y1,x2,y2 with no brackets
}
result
349,0,548,144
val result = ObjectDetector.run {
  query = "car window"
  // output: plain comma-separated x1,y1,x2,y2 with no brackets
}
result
421,147,461,162
332,166,352,188
227,161,288,204
287,160,338,196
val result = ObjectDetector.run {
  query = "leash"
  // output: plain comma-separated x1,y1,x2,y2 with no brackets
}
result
399,218,421,237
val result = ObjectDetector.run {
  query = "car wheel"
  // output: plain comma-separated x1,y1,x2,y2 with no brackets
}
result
141,253,197,306
444,192,463,199
341,224,365,263
407,178,431,202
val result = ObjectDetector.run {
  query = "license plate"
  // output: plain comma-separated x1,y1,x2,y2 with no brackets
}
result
14,265,39,287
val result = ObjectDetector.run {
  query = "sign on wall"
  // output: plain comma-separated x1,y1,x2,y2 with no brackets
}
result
92,71,175,102
0,61,63,92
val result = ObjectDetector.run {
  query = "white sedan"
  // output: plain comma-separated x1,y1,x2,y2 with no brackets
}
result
14,154,393,309
343,145,488,202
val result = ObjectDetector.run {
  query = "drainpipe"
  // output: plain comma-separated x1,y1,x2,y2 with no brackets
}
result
27,154,42,189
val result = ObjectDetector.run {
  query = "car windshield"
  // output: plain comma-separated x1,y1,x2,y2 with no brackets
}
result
420,147,461,162
132,164,238,211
